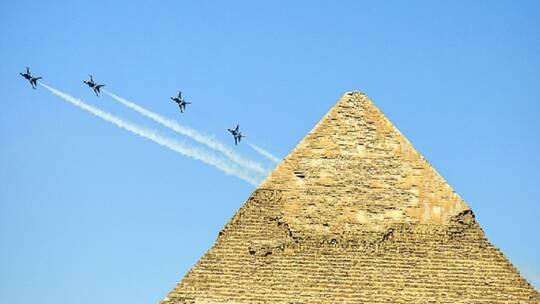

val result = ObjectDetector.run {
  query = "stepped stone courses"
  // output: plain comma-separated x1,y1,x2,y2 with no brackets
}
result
162,92,539,303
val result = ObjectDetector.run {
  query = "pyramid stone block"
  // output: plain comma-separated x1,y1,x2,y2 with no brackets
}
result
162,92,539,303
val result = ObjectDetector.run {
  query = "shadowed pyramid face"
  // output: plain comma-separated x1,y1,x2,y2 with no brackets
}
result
162,92,539,304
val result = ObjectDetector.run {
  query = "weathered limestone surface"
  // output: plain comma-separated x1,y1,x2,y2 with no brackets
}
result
162,92,539,303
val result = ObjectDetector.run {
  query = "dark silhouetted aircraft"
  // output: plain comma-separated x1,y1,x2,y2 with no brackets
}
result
20,67,42,89
170,91,191,113
83,75,105,96
228,124,246,145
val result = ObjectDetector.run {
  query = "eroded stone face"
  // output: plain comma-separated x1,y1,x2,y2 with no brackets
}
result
162,92,539,304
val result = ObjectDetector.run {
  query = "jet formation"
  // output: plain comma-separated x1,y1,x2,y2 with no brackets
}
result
83,75,105,96
19,67,42,89
21,67,248,146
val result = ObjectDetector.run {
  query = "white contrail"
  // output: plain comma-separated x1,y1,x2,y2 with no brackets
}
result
248,142,281,164
103,90,269,175
39,83,261,186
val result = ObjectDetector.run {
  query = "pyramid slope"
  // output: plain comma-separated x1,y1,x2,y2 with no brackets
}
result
162,92,538,303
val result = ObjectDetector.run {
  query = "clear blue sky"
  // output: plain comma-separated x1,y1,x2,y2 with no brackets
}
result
1,1,538,303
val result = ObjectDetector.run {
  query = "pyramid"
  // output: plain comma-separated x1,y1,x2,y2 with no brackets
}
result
162,92,538,303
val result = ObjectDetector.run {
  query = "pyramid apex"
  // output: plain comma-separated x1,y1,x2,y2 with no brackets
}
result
344,89,365,95
259,91,469,233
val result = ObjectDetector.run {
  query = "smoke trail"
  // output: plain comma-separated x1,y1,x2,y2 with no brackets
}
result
103,90,269,175
39,83,261,186
247,142,281,164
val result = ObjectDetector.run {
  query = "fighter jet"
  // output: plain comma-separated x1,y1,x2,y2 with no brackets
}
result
20,67,42,89
228,124,246,145
83,75,105,96
170,91,191,113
